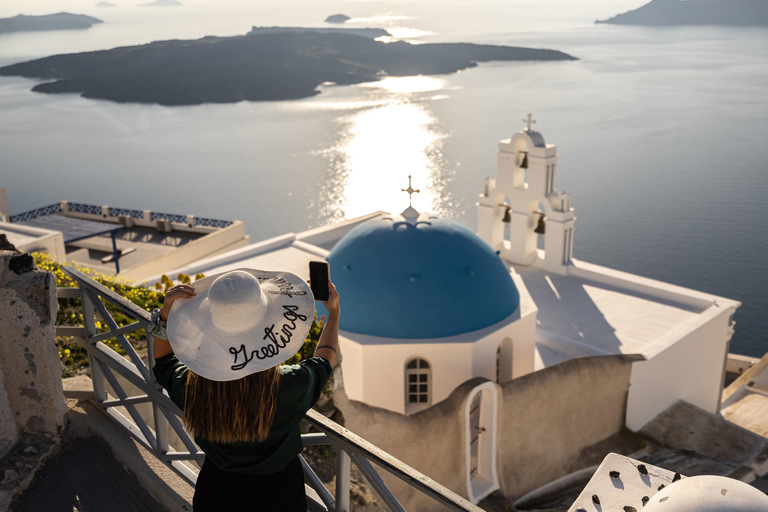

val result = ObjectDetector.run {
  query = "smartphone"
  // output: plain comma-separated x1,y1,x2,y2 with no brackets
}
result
309,261,330,301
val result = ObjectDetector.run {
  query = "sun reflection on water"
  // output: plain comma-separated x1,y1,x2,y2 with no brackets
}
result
359,76,446,94
318,83,454,222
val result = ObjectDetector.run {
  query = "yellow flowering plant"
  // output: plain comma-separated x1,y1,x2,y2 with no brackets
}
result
34,252,164,377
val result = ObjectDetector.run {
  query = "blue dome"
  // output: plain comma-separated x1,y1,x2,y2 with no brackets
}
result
327,214,520,339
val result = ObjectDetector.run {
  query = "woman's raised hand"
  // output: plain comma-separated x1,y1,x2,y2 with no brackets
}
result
323,281,340,315
160,284,196,318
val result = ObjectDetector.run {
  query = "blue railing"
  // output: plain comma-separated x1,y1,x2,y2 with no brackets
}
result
10,201,234,229
150,212,188,224
68,202,105,215
195,217,234,228
109,207,145,219
9,203,61,223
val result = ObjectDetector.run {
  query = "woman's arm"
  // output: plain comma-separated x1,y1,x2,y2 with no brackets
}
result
313,281,340,366
152,336,174,360
152,284,196,360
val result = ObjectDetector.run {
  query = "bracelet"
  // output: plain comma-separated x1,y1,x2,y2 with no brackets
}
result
157,309,168,327
316,345,337,354
149,308,169,339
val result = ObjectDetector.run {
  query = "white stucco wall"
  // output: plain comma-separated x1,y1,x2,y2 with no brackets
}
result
626,304,734,431
339,311,537,415
471,312,537,383
122,221,249,281
338,269,538,415
363,341,473,415
338,335,365,401
0,222,66,261
0,189,9,223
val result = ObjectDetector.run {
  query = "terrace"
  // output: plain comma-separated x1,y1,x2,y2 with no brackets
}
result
0,198,249,281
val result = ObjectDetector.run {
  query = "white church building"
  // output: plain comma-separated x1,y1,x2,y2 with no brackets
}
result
149,117,740,504
324,206,537,416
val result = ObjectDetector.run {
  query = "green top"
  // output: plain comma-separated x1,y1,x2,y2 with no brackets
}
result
153,354,332,475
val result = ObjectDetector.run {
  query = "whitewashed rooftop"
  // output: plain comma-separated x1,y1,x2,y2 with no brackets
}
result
153,211,740,367
518,259,740,364
144,212,385,286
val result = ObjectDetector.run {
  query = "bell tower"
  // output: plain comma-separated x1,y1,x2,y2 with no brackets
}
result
477,115,576,275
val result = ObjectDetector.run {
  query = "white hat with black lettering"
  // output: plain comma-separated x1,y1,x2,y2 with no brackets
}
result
166,268,314,381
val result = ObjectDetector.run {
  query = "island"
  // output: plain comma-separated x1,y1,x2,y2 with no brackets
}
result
0,30,576,106
0,13,102,34
247,26,390,39
597,0,768,26
96,2,117,7
325,14,351,24
139,0,182,6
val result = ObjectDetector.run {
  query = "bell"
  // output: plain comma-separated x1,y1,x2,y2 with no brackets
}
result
520,152,529,169
534,214,546,235
502,206,511,223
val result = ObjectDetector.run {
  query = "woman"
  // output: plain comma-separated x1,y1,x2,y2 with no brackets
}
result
148,268,340,511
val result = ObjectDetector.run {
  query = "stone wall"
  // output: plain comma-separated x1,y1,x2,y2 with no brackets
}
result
497,354,641,500
334,378,479,512
334,354,640,510
0,251,66,458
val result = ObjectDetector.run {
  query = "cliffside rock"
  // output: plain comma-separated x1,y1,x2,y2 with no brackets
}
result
0,13,102,34
597,0,768,26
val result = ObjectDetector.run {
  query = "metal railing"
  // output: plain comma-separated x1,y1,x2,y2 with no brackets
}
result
67,202,105,216
108,207,145,219
57,266,203,484
150,211,188,224
57,266,482,512
195,217,235,228
10,201,234,228
9,203,62,223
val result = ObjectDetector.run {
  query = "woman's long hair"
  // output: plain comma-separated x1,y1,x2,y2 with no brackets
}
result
184,367,281,443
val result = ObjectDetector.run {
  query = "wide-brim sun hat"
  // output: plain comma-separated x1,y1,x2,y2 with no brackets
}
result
167,268,314,381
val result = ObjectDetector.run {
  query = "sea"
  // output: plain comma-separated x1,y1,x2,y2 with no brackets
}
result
1,0,767,357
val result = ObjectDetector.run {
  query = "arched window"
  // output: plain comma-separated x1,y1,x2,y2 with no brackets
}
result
405,358,431,412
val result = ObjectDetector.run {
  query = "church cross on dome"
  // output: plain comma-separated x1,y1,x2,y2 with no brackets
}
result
523,113,536,131
401,175,420,207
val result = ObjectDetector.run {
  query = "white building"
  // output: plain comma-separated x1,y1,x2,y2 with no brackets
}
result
154,118,741,504
159,118,738,430
476,119,739,430
325,208,537,415
0,191,249,281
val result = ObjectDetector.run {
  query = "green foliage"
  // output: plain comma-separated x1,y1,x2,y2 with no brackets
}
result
286,312,324,366
34,252,163,377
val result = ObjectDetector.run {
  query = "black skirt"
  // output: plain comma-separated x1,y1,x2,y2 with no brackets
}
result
193,455,306,512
